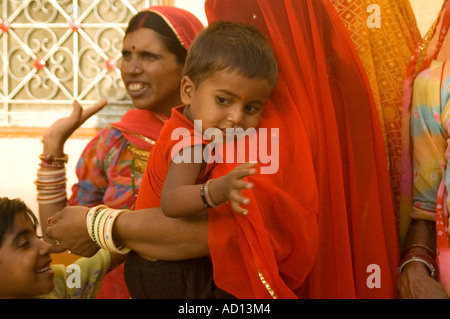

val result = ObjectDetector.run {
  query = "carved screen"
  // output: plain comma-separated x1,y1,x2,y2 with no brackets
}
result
0,0,163,128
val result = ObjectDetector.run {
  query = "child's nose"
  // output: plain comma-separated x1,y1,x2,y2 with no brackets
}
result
227,107,244,126
39,239,52,255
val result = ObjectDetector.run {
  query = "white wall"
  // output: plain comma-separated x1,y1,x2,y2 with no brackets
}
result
0,137,87,217
173,0,208,25
409,0,444,35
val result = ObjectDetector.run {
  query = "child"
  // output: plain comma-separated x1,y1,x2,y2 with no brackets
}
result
0,197,110,299
117,20,279,299
142,20,278,219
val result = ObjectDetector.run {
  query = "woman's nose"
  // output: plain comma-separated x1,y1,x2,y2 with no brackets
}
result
123,57,143,74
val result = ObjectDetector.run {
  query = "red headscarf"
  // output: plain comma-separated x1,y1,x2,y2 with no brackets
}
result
143,6,204,51
205,0,399,299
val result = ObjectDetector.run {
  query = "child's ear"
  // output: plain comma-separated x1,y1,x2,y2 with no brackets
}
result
180,76,194,105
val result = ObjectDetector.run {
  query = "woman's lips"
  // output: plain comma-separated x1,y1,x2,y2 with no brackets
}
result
126,82,148,98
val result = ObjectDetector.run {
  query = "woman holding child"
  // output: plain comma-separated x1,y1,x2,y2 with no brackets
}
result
38,6,203,298
46,0,400,299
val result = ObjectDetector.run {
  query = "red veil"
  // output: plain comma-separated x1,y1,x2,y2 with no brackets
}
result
205,0,399,298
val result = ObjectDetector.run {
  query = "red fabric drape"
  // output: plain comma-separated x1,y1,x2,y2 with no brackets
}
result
205,0,399,299
111,109,167,150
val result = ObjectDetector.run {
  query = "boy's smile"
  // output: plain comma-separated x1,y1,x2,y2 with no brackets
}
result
0,213,54,298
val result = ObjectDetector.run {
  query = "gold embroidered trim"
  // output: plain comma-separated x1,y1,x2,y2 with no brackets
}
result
414,18,438,78
127,143,150,174
258,272,277,299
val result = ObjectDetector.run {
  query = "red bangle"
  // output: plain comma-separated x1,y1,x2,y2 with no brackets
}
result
401,244,436,259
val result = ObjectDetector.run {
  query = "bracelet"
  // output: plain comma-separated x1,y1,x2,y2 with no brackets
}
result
204,179,220,207
40,161,66,169
398,257,436,279
398,252,439,279
86,205,107,243
37,168,66,176
85,205,130,254
200,183,211,208
36,167,67,204
104,209,130,254
401,244,436,259
40,153,69,164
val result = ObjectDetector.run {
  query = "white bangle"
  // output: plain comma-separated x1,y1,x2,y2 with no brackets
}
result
204,179,220,207
398,257,436,278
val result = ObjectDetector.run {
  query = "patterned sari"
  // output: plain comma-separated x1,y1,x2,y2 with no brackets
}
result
401,0,450,295
331,0,421,225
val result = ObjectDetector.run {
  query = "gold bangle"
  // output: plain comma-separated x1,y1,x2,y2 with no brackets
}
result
39,153,69,164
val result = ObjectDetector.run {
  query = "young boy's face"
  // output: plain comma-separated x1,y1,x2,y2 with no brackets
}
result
181,70,272,141
0,212,54,298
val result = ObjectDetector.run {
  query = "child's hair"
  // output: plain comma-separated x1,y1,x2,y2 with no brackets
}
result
0,197,38,247
183,20,278,89
126,11,187,65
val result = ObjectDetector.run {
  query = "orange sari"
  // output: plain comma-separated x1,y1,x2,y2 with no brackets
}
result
205,0,399,298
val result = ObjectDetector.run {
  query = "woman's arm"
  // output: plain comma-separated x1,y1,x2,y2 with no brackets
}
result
45,205,210,260
397,219,448,298
113,208,209,260
39,100,107,248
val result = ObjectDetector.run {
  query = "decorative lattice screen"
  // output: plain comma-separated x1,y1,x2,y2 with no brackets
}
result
0,0,162,128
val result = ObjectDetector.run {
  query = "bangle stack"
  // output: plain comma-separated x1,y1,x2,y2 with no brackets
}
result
35,153,69,204
86,205,130,254
35,167,67,204
398,244,439,280
200,179,220,208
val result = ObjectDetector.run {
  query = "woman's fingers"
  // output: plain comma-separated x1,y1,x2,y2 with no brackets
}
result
80,99,108,123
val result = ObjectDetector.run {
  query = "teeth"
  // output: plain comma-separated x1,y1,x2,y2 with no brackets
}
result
128,83,147,91
37,265,51,273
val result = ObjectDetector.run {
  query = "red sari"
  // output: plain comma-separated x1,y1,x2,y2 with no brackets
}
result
205,0,399,298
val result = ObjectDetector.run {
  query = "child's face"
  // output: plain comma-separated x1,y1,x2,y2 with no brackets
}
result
181,70,272,140
0,212,54,298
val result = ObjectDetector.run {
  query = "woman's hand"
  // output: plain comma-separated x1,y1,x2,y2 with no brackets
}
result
398,261,449,299
46,206,99,257
42,99,107,155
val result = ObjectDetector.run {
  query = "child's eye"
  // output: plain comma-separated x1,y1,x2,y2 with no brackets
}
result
216,96,230,105
244,104,261,114
18,240,31,249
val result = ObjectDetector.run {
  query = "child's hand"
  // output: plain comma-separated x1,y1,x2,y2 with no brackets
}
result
219,162,257,215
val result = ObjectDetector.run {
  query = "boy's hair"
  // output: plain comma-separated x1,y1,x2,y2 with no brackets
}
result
184,20,278,88
0,198,38,247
